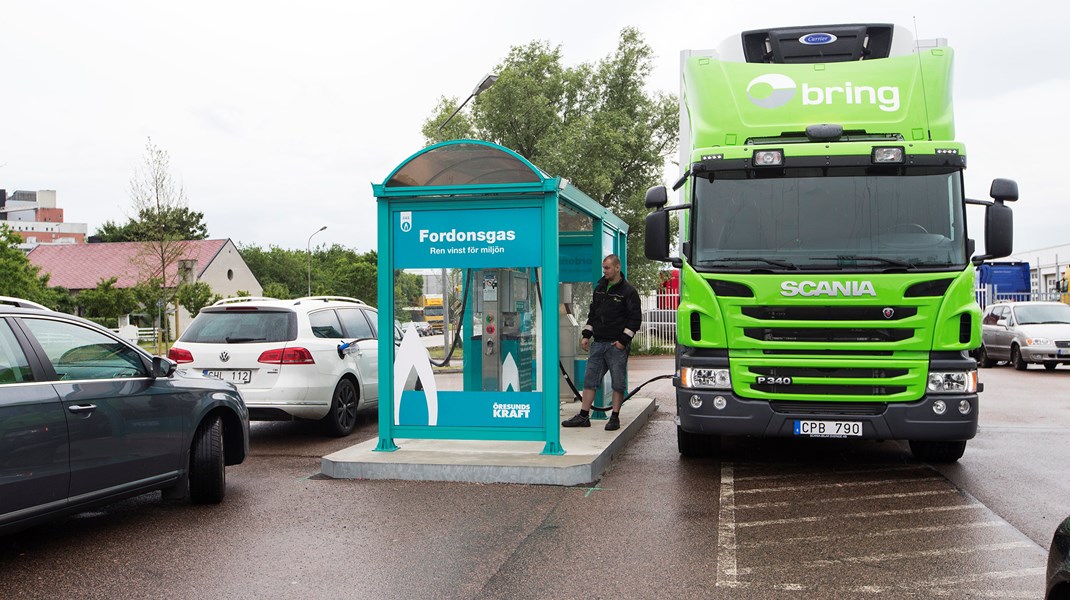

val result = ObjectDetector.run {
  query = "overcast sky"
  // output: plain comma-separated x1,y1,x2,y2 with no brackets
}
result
3,1,1066,254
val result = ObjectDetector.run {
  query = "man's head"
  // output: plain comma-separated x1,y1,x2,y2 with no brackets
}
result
602,254,622,283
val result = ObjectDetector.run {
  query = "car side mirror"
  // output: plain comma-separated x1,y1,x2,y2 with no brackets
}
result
152,356,177,378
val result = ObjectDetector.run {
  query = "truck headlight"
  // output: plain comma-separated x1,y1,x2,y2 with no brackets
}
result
927,371,978,394
1025,337,1053,346
681,367,731,390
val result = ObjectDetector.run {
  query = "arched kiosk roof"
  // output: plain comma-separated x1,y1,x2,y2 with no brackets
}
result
384,140,543,188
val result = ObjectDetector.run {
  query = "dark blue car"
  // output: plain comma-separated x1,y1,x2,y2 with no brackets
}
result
0,297,249,534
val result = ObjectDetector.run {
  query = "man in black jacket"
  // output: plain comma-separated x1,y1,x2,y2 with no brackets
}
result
562,254,642,431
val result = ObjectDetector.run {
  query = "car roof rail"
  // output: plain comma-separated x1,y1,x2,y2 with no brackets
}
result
0,296,52,311
294,296,367,306
212,296,279,306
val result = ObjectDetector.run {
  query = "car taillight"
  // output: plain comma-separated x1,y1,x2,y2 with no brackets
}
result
257,347,315,365
168,347,194,363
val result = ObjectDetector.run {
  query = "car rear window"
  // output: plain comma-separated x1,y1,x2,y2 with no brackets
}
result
180,309,297,343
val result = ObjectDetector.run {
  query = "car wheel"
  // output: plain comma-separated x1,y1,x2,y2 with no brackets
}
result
189,415,225,504
908,440,967,463
322,378,358,437
677,426,720,457
1045,362,1058,371
978,346,995,368
1011,345,1028,371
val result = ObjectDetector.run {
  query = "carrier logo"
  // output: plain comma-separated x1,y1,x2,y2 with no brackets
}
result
780,280,877,297
746,74,901,112
799,32,837,45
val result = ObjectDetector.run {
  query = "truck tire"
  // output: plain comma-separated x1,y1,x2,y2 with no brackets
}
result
677,426,719,457
908,439,966,463
1011,345,1029,371
978,346,995,368
189,415,226,504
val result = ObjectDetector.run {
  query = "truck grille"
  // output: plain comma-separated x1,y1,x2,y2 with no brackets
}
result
752,366,908,378
742,306,917,321
753,384,906,396
770,401,888,416
744,328,913,343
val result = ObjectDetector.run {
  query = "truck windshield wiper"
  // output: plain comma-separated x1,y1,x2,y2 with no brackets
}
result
698,257,798,269
808,255,915,269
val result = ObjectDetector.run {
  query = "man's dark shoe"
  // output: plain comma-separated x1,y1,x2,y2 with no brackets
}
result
605,415,620,431
562,413,591,427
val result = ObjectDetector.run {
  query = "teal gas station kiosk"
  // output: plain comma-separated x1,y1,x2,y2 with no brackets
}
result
373,140,628,455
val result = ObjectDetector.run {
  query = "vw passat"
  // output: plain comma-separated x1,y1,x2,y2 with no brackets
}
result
0,297,248,535
170,296,403,436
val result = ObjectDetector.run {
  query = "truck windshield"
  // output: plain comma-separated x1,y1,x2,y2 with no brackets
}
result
424,306,443,317
692,168,966,270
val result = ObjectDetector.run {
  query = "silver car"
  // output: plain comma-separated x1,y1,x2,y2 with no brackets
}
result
978,301,1070,370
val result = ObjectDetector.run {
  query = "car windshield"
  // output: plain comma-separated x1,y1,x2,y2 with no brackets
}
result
691,167,967,271
1013,304,1070,325
180,309,297,343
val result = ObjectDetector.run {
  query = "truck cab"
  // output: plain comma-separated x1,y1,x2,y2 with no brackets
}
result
646,23,1018,463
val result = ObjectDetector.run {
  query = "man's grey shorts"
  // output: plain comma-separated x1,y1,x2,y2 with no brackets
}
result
584,340,628,393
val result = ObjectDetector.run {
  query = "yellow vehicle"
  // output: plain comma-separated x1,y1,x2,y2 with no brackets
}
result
1061,266,1070,304
419,294,444,333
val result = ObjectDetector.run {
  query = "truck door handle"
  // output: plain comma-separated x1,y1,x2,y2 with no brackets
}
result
67,404,97,413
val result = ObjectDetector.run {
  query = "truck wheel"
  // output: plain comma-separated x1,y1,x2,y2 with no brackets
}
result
322,379,358,437
189,416,226,504
908,440,966,463
978,346,995,368
1011,345,1028,371
677,426,719,457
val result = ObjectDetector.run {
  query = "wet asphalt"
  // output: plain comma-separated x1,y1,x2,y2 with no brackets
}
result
0,356,1066,599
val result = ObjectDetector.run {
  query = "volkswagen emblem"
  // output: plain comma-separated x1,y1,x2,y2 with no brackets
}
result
882,307,895,319
219,351,230,363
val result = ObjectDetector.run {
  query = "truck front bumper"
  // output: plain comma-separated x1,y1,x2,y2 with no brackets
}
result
676,389,978,441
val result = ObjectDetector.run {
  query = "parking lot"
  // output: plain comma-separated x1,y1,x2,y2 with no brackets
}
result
1,357,1067,598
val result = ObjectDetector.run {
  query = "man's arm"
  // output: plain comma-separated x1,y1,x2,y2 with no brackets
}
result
618,286,643,347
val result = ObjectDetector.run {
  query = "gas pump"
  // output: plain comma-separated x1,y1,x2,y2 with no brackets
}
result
468,268,536,392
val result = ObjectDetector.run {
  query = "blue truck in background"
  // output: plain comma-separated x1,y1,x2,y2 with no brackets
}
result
978,261,1031,303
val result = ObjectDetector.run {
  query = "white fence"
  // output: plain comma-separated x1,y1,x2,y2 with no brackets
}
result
631,287,1069,351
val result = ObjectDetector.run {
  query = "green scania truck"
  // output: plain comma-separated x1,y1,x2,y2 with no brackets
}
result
644,23,1018,462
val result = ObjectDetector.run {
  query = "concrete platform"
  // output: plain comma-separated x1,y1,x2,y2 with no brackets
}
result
320,397,657,486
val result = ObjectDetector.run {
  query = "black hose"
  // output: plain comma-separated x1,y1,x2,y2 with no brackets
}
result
590,373,674,412
429,269,471,368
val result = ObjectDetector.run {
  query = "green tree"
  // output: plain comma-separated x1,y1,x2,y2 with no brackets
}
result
421,28,677,290
94,205,208,242
177,281,220,318
77,277,139,328
0,225,64,308
261,282,291,299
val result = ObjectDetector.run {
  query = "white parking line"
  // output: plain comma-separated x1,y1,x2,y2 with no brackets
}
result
735,488,955,510
735,476,941,494
738,503,982,528
715,462,737,589
733,465,926,483
736,519,1007,549
791,541,1034,569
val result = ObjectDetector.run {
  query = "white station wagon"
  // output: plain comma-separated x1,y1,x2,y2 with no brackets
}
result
170,296,401,436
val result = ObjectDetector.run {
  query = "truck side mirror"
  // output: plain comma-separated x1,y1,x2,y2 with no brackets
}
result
645,210,670,262
645,185,668,209
990,178,1018,202
983,201,1014,260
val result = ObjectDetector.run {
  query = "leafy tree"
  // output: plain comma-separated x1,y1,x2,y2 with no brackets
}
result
0,225,64,308
132,277,170,351
77,277,138,328
261,282,291,299
177,281,220,318
94,206,208,242
421,28,677,290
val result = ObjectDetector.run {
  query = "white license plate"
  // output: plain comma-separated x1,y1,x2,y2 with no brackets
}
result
204,369,252,384
794,420,863,437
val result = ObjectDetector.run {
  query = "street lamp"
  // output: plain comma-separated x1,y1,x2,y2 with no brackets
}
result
307,225,327,296
436,72,499,142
